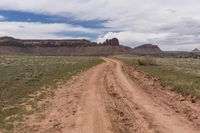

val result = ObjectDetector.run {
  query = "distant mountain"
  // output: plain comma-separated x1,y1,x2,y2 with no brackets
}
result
0,36,16,40
192,48,200,53
2,36,191,56
0,36,131,56
132,44,163,55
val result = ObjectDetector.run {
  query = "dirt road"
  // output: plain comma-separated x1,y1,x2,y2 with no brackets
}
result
18,58,200,133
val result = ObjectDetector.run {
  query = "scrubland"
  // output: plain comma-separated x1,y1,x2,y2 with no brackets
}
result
0,56,101,131
116,55,200,98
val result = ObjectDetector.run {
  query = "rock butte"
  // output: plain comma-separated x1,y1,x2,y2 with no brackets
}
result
0,37,131,56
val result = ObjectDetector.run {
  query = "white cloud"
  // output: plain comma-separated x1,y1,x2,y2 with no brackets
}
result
97,32,168,47
0,21,97,39
0,0,200,50
0,15,6,20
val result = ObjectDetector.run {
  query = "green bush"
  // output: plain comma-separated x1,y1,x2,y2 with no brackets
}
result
137,56,157,66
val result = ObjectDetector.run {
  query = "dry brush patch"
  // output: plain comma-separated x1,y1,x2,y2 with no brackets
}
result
122,64,200,128
0,55,102,132
116,56,200,128
116,55,200,98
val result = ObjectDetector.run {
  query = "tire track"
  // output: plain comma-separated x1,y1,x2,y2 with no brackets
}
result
13,58,200,133
101,64,157,133
104,58,200,133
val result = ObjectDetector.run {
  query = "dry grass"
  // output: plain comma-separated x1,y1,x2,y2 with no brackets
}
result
0,55,102,131
137,56,157,66
116,55,200,98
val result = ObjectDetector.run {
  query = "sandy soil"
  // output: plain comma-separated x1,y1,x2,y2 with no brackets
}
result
15,58,200,133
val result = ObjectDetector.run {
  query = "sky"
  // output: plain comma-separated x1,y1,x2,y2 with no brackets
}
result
0,0,200,51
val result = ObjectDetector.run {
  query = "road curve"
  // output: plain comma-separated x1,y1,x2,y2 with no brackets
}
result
16,58,200,133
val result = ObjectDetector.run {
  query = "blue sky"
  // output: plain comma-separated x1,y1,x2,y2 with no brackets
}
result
0,0,200,51
0,10,106,41
0,10,106,28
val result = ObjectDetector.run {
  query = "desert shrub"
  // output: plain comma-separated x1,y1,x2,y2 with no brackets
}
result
0,56,102,131
137,56,157,66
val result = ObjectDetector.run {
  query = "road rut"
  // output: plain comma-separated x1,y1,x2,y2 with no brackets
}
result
16,58,200,133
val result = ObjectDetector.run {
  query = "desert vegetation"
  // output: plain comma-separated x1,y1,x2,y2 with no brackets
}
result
116,55,200,98
0,55,102,131
137,56,157,66
1,55,200,133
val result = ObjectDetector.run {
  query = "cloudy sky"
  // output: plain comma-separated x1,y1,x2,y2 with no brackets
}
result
0,0,200,51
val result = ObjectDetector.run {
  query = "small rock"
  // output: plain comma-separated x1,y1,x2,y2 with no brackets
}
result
191,99,196,103
180,97,186,101
33,128,39,131
53,123,61,127
119,112,124,117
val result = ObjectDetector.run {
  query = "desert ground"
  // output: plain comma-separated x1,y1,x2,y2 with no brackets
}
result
1,0,200,132
0,57,197,133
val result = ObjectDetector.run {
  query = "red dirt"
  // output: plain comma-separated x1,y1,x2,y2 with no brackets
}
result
14,58,200,133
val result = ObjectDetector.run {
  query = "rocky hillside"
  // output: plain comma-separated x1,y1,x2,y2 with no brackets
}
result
0,37,131,56
132,44,163,55
1,37,182,56
192,48,200,53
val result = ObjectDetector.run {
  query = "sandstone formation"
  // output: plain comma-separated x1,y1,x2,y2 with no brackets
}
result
102,38,119,46
132,44,163,55
0,37,131,56
1,37,182,56
192,48,200,53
